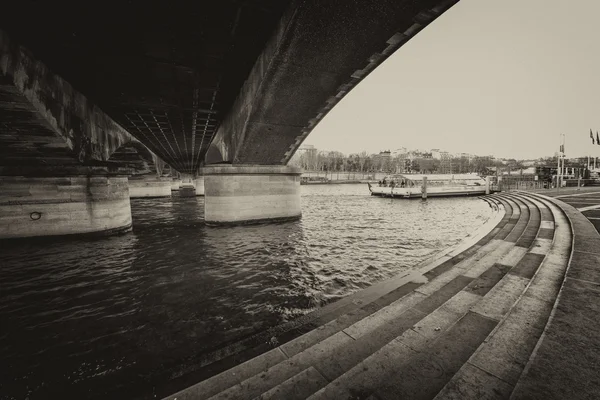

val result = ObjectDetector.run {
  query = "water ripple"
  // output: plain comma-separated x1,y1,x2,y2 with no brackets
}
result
0,184,493,399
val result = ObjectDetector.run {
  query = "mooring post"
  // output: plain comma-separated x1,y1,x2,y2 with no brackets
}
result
485,176,490,195
422,176,427,199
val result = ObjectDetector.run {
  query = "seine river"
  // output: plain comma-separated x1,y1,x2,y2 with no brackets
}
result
0,184,493,399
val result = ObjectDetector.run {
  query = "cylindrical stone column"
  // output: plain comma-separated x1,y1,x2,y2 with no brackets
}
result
179,174,196,197
171,179,182,191
128,177,172,198
203,165,302,225
0,176,132,239
194,176,205,196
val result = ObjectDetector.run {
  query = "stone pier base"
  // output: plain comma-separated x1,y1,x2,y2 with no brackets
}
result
203,165,301,225
179,185,196,197
128,177,172,198
171,179,182,191
0,176,132,239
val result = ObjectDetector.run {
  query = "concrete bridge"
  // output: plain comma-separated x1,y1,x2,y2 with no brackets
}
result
0,0,459,238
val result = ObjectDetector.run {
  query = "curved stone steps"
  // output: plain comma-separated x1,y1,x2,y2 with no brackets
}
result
164,193,571,400
164,197,516,400
510,192,600,400
194,195,539,400
302,193,553,400
433,192,570,400
162,196,511,400
344,193,550,400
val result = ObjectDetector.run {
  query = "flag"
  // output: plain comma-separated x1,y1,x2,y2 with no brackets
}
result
592,129,596,145
597,131,600,146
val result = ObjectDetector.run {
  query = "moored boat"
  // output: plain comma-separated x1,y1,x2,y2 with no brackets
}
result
368,173,489,198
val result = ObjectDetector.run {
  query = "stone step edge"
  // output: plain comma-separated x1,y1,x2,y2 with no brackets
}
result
507,192,578,399
433,192,568,400
497,193,542,246
162,198,509,399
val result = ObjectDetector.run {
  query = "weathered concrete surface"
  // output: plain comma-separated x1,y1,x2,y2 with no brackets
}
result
128,177,172,198
108,140,160,175
203,165,301,225
210,0,460,165
0,176,132,239
0,29,135,165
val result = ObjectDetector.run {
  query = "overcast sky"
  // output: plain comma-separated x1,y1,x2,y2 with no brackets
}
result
305,0,600,160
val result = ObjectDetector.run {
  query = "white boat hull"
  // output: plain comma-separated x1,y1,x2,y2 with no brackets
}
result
369,185,487,198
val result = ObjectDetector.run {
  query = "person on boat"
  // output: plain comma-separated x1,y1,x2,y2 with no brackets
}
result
400,179,405,188
382,178,387,186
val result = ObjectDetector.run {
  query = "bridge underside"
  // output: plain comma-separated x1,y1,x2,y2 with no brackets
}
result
1,0,458,172
1,1,289,174
0,0,460,234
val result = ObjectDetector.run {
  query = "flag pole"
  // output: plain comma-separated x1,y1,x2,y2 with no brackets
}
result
562,133,566,186
556,134,561,193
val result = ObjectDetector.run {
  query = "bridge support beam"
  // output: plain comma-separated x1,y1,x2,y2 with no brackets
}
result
128,177,172,198
203,165,301,225
0,176,132,239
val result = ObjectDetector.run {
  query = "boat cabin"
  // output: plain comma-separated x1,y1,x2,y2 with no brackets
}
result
377,173,486,188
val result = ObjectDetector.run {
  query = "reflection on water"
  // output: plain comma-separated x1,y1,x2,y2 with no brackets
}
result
0,184,493,399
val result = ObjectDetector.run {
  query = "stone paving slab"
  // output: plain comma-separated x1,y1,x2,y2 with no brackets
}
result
343,292,426,339
209,332,354,400
470,273,529,321
465,263,512,296
469,294,553,386
509,253,546,279
463,242,515,279
511,281,600,400
253,366,328,400
567,250,600,284
306,340,417,400
415,276,474,313
434,363,513,400
376,312,498,400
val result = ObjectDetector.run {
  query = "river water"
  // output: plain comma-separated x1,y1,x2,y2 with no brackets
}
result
0,184,493,399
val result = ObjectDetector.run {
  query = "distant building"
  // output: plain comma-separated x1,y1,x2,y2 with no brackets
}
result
288,144,318,169
391,147,407,157
372,150,393,172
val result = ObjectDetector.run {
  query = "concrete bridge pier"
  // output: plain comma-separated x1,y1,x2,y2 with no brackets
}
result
178,174,205,197
171,179,182,192
194,176,205,196
128,176,172,198
203,165,301,226
0,175,132,239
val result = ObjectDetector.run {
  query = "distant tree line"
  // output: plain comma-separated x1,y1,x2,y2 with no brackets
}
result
290,150,596,175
